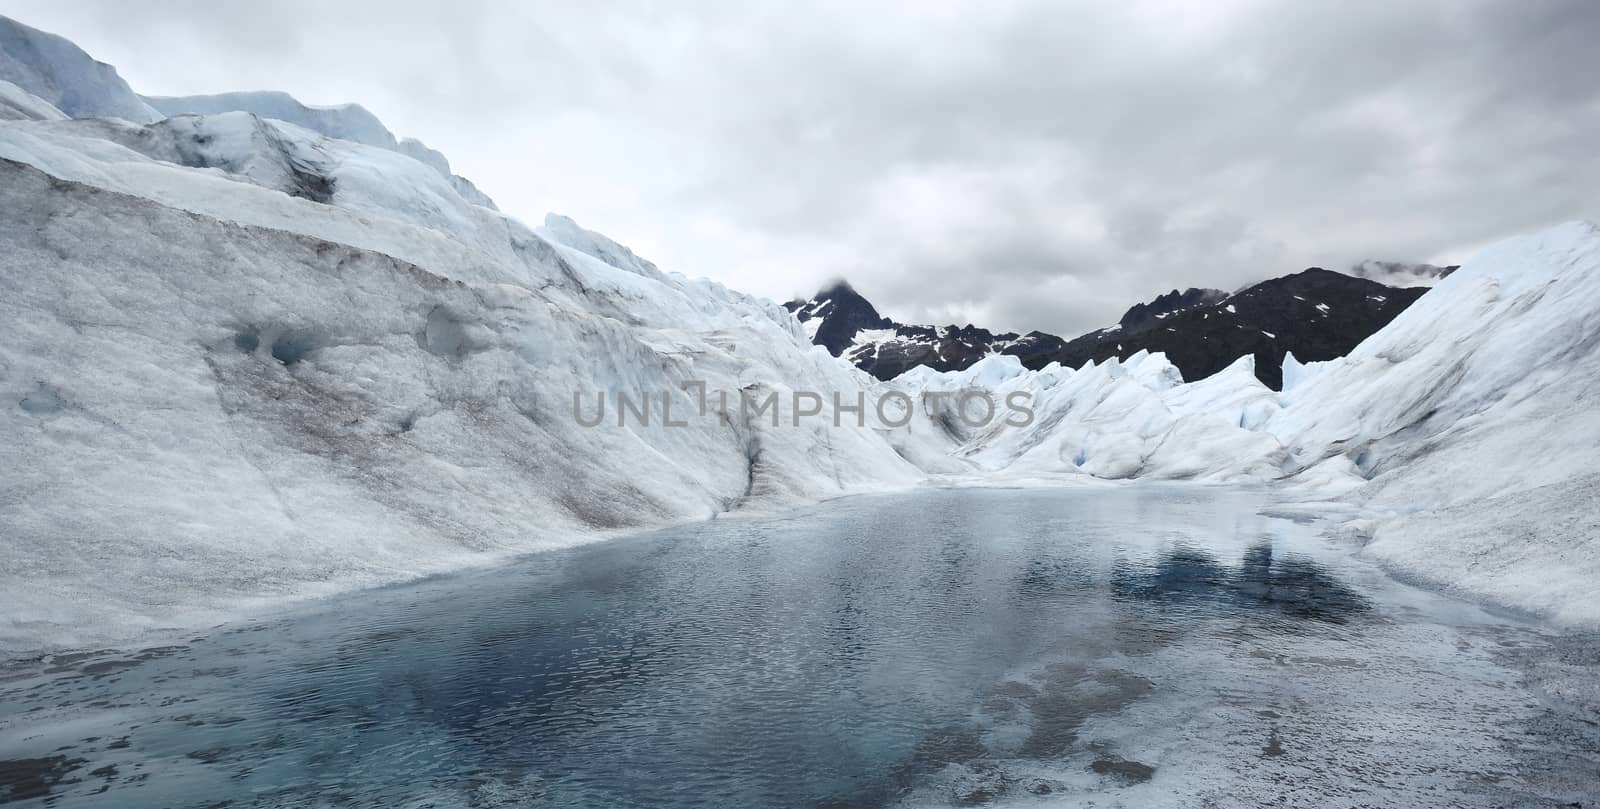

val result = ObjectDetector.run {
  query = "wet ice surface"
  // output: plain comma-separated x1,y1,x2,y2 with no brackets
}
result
2,485,1596,808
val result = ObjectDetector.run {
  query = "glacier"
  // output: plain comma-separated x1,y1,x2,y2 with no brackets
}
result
0,77,65,121
0,18,1597,653
0,16,159,123
0,124,939,648
144,90,500,210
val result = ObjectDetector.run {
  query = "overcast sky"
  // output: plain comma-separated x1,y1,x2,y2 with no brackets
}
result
10,0,1599,334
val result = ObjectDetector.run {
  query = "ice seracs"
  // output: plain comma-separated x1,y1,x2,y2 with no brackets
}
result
146,90,499,210
925,351,1286,483
144,92,403,157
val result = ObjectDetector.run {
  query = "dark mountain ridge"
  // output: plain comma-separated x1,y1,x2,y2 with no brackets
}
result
786,268,1436,389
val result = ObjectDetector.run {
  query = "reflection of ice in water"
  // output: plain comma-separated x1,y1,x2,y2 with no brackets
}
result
893,538,1557,808
0,485,1592,808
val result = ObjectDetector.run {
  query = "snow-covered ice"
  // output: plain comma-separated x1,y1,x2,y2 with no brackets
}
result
1269,223,1600,622
144,90,499,209
0,77,65,121
0,102,933,649
0,15,160,122
0,17,1597,653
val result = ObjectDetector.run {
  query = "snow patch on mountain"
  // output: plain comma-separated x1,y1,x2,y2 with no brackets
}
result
790,271,1427,389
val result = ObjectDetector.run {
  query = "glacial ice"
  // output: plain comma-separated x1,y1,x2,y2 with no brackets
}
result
144,89,499,209
1,19,1597,651
0,77,64,121
0,15,160,122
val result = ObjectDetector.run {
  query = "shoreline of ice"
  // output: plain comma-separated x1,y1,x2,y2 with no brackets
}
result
0,474,1563,662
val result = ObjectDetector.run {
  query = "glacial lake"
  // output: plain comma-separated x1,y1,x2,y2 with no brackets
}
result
2,485,1596,807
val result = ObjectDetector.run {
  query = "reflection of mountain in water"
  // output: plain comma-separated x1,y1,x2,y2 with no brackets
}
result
1111,542,1370,623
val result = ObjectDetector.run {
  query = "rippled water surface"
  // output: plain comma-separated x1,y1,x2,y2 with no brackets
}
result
3,485,1596,807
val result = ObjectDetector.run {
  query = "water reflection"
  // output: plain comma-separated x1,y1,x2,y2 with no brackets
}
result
0,487,1403,809
1110,541,1370,623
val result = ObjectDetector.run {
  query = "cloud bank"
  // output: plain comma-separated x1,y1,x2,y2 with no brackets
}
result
12,0,1599,333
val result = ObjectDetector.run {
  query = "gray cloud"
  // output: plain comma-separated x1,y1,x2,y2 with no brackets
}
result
9,0,1600,335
